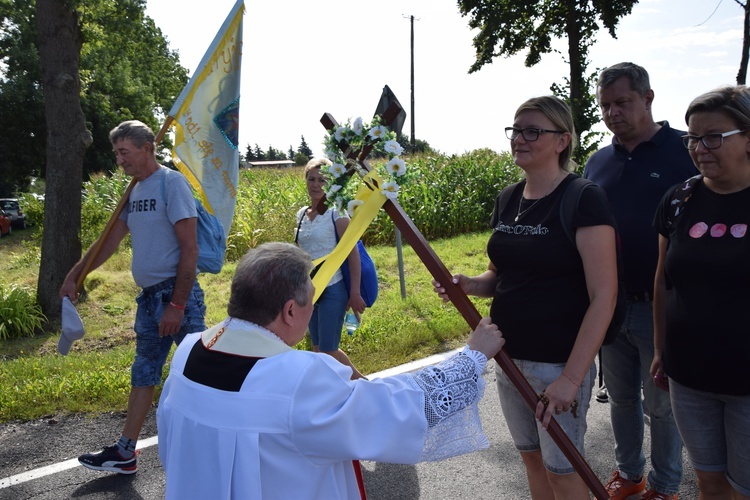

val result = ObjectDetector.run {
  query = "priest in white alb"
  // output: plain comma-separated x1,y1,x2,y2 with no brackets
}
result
157,242,505,500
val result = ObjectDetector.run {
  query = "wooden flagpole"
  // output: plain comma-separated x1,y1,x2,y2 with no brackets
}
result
318,102,608,500
74,117,174,294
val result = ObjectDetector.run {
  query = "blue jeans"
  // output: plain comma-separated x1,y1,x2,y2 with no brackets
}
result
308,279,348,351
132,278,206,387
601,300,683,494
670,380,750,496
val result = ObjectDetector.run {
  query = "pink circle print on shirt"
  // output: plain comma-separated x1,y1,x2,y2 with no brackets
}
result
689,222,747,238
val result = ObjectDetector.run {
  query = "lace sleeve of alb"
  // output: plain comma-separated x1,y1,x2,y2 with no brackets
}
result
404,347,490,462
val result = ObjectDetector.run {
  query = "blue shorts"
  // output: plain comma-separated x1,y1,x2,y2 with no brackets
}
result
670,379,750,496
132,278,206,387
308,279,348,351
495,359,595,475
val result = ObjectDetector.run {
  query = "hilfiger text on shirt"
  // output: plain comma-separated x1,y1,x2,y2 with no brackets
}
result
130,199,158,213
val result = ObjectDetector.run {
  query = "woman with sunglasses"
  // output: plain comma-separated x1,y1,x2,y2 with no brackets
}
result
652,86,750,499
434,95,618,498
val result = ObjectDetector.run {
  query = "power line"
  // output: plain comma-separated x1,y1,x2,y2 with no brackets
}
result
695,0,724,27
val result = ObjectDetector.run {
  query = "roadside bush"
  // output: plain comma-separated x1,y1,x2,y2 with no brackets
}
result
0,285,47,340
81,171,132,249
18,193,45,228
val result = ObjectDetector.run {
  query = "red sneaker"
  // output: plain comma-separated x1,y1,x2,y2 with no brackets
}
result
605,470,646,499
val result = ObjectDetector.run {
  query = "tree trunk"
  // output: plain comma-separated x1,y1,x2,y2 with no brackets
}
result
738,2,750,85
36,0,92,320
566,0,585,137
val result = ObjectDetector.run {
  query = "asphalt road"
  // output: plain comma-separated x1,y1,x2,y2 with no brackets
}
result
0,356,699,499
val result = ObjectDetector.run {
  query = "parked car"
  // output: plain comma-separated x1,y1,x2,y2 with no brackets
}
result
0,209,11,237
0,198,26,229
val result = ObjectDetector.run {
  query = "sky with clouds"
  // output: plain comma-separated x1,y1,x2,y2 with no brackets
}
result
146,0,745,157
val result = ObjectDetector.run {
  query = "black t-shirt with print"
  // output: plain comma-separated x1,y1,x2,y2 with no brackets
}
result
654,180,750,395
487,174,616,363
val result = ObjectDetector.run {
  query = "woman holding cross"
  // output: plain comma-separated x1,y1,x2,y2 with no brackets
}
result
434,95,618,498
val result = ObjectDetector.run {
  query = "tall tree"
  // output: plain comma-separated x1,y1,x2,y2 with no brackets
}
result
298,135,313,159
0,0,188,190
288,145,295,161
245,143,256,161
35,0,92,319
458,0,638,165
266,145,283,161
0,0,46,195
736,0,750,84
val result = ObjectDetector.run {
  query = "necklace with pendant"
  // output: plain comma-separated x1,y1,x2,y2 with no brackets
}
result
515,197,543,222
515,171,565,222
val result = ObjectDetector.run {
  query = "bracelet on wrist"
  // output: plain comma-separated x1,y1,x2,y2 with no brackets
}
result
169,301,185,311
561,372,580,388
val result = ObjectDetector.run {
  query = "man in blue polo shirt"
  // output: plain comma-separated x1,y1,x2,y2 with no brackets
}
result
584,63,698,500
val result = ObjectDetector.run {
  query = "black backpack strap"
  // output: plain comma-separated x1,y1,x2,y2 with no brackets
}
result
331,208,340,242
666,174,702,230
559,176,593,247
294,206,309,244
496,181,523,220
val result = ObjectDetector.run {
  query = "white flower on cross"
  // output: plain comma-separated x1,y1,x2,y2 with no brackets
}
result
352,117,364,136
386,157,406,177
347,199,364,215
383,140,403,156
334,126,346,142
329,163,347,178
368,126,387,141
326,184,343,199
381,181,400,200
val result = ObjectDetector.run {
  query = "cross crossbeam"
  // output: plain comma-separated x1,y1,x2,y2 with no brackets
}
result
319,101,607,500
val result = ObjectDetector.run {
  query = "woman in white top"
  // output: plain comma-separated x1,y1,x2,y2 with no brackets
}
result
295,158,366,379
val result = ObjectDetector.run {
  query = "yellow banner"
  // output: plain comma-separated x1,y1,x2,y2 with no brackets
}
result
312,171,386,303
169,0,244,240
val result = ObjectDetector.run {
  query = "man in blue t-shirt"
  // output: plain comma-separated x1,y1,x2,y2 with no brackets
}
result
584,63,698,500
60,120,207,476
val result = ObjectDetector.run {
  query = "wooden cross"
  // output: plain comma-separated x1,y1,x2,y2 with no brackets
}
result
318,102,608,500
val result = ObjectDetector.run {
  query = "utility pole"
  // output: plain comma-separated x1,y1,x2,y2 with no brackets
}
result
409,14,416,153
396,13,419,299
403,14,418,152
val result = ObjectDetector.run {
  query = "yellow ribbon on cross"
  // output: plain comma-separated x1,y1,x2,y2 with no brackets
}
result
311,170,386,303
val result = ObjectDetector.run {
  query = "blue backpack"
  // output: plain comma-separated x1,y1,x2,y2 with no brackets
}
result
160,170,227,274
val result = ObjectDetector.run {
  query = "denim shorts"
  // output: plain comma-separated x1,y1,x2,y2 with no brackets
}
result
308,279,348,351
670,379,750,496
132,278,206,387
495,359,595,474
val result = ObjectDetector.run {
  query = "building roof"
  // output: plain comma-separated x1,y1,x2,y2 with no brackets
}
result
246,160,295,168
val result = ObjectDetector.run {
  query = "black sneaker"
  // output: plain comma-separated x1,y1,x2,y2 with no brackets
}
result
596,386,609,403
78,445,138,474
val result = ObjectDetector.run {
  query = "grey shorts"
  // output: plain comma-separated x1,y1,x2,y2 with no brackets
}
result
670,379,750,496
495,359,595,474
